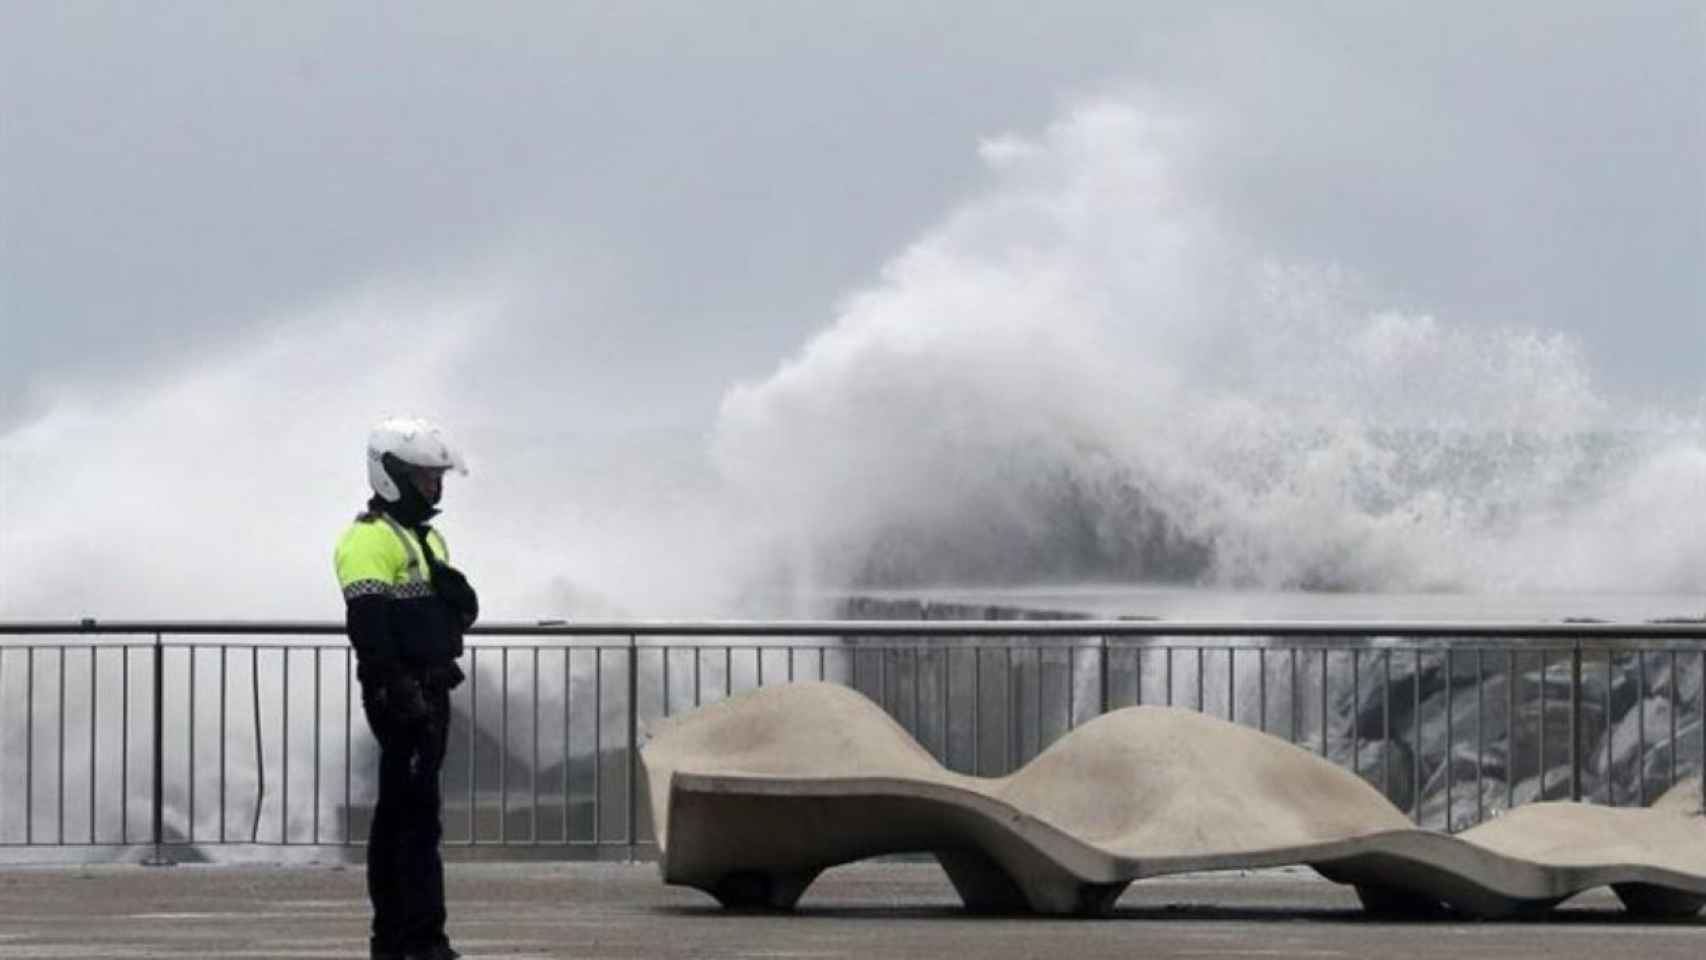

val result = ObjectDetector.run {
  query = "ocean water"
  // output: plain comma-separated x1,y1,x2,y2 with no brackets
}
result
854,585,1705,624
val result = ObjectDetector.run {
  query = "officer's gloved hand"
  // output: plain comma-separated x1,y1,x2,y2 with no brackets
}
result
429,561,479,630
422,661,465,692
381,674,432,726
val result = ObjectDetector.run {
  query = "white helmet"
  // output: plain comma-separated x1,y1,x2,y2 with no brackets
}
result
366,417,468,502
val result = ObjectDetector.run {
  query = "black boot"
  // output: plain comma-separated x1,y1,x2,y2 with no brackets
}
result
372,946,459,960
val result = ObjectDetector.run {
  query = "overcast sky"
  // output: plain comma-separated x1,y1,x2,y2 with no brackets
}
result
3,2,1705,616
4,1,1703,427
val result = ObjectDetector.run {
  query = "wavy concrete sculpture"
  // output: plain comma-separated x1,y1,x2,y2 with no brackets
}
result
641,682,1706,918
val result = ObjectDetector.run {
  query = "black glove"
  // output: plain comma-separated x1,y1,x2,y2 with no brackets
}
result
421,660,466,692
377,674,432,726
428,558,478,630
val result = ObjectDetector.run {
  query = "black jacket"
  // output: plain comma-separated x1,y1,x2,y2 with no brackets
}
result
342,501,478,686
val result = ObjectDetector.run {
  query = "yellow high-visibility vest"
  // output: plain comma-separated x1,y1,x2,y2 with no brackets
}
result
334,514,450,601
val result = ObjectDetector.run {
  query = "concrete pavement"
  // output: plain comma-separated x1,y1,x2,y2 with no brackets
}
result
0,862,1700,959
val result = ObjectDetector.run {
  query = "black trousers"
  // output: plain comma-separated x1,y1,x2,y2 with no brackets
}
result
361,682,452,955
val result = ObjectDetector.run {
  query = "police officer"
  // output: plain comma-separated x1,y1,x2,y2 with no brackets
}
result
334,418,478,960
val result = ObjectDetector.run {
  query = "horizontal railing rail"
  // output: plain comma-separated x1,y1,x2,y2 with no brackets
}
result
7,618,1706,638
2,619,1702,865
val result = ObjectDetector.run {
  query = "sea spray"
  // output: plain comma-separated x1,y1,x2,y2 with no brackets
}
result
715,97,1706,596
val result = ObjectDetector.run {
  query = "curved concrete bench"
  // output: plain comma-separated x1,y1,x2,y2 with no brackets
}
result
640,681,1706,918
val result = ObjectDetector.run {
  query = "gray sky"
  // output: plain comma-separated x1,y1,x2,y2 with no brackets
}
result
4,1,1703,427
3,2,1706,617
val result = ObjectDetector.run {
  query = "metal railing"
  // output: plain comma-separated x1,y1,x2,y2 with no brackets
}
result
1,619,1703,863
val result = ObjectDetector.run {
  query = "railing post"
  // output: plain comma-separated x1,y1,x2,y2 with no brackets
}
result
143,632,174,866
1569,644,1583,804
1098,636,1109,718
626,633,639,863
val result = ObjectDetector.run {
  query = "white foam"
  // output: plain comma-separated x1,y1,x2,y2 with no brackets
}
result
713,96,1706,596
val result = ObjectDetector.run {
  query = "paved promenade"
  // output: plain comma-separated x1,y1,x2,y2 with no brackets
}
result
1,861,1701,959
